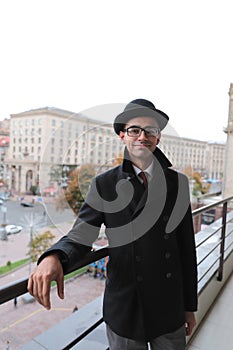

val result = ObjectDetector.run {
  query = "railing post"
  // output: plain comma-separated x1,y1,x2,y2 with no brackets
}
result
217,201,228,281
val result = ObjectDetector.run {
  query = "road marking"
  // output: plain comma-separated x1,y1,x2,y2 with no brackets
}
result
0,307,73,333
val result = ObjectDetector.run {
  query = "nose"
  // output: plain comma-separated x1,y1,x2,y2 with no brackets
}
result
138,130,148,140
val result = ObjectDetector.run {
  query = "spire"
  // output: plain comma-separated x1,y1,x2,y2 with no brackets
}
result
223,84,233,198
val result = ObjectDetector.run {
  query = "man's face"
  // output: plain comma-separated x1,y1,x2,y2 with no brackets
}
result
119,116,161,160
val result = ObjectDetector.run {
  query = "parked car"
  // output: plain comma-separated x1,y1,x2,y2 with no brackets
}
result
20,201,34,207
0,191,10,200
5,225,23,235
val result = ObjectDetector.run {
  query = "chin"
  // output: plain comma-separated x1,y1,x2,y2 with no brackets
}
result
134,149,152,157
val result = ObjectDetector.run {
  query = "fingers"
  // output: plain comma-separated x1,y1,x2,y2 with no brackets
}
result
27,255,64,310
56,272,65,300
27,269,52,309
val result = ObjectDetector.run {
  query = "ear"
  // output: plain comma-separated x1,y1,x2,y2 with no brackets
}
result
119,131,126,143
156,135,161,145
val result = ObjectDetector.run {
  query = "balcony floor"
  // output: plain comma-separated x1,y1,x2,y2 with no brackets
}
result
187,271,233,349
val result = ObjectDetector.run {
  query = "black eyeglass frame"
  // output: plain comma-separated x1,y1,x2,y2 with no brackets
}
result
123,125,161,137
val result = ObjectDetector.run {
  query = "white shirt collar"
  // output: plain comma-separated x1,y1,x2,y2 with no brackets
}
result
132,161,154,181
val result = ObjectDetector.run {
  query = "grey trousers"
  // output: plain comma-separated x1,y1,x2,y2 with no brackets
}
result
106,324,186,350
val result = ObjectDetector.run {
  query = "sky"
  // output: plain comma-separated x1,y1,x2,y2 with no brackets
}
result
0,0,233,142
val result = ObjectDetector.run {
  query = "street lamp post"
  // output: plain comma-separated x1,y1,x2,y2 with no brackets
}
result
29,223,33,274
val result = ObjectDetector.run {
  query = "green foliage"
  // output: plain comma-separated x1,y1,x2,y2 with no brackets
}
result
0,258,29,275
192,172,210,197
30,185,38,195
27,230,55,262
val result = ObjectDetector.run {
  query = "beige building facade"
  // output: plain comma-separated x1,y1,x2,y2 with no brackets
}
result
6,107,122,194
4,106,226,195
159,133,225,180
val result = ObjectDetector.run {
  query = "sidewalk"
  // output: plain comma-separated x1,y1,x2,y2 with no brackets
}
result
0,220,106,350
0,271,105,350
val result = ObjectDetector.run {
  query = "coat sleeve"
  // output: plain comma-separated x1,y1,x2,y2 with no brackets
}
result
38,177,105,272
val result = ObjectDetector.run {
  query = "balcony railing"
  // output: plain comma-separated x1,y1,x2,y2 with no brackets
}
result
1,195,233,349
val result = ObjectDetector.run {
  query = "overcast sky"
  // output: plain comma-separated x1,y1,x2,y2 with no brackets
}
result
0,0,232,142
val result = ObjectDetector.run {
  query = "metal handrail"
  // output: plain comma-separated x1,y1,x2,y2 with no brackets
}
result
1,197,233,303
0,246,109,305
1,195,233,349
192,195,233,217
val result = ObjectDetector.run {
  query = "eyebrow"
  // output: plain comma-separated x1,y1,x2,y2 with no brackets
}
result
126,125,158,129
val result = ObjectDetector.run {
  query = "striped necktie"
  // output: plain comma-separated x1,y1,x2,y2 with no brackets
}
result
139,171,148,188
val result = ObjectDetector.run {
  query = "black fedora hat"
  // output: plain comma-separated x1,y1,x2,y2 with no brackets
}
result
113,99,169,135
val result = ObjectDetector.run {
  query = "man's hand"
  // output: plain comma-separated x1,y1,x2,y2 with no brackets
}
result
185,311,196,336
27,254,64,310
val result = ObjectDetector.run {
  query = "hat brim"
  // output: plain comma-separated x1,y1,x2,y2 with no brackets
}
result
113,106,169,135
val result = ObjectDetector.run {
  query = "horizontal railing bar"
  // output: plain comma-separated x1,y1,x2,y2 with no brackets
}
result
62,317,104,350
225,240,233,253
0,246,109,305
198,256,220,283
196,229,221,248
197,243,220,266
192,195,233,217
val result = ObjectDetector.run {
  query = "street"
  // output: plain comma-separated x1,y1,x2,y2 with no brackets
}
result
0,197,75,266
1,196,75,229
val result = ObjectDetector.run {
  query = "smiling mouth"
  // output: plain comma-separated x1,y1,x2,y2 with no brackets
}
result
133,142,151,147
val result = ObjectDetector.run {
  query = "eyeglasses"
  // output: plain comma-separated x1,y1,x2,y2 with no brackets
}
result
124,126,160,138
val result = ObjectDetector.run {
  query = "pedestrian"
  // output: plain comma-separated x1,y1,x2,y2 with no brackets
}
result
13,297,17,308
72,305,78,312
28,99,198,350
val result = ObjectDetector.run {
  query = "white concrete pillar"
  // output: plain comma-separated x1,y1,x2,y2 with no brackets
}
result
223,83,233,198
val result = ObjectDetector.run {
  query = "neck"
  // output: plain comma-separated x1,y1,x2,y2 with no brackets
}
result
130,155,153,171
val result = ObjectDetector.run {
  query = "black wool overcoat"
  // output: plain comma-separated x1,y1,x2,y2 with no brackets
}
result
40,147,198,341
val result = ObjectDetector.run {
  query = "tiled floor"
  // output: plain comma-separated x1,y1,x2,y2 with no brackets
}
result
187,271,233,350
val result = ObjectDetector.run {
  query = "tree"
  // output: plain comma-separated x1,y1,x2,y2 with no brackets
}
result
49,164,63,183
113,151,123,166
30,185,38,195
192,172,210,196
27,230,55,262
55,164,96,215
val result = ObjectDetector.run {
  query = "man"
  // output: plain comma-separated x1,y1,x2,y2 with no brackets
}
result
28,99,197,350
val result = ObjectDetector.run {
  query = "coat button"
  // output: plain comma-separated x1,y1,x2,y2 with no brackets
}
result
135,255,142,262
165,252,171,259
166,272,172,279
163,215,169,221
137,275,143,282
164,234,169,240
